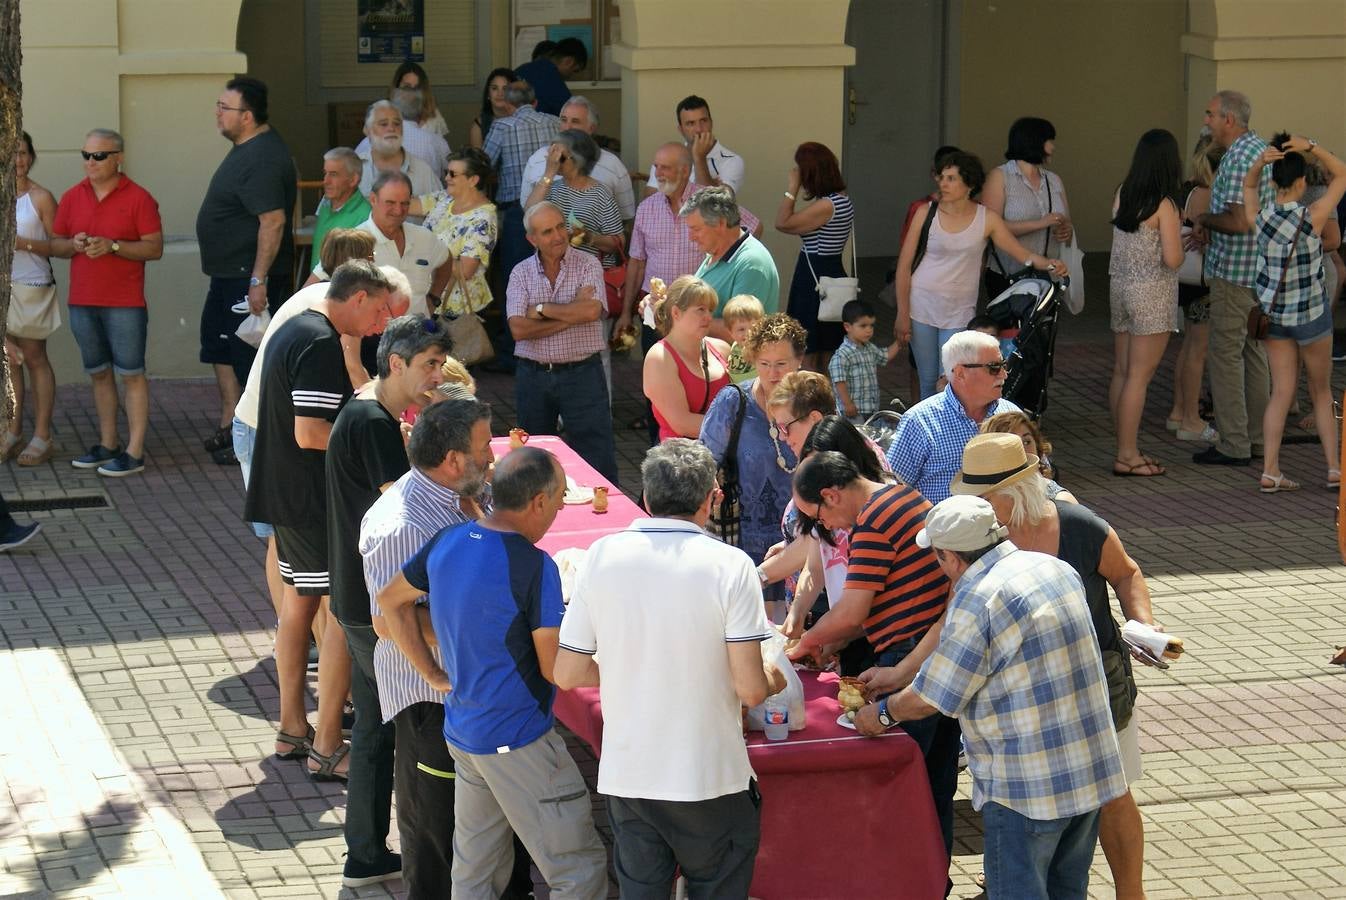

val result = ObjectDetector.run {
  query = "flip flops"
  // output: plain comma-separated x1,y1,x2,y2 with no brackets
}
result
1113,459,1165,477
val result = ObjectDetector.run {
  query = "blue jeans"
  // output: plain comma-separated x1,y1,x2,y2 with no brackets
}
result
340,621,396,867
230,417,273,539
982,802,1101,900
876,637,960,861
67,305,147,375
910,320,963,400
515,355,619,484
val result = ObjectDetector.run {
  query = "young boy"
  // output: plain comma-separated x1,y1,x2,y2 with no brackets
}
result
722,294,765,384
967,313,1017,361
828,300,898,422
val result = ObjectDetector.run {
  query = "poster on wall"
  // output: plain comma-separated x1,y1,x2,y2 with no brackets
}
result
357,0,425,63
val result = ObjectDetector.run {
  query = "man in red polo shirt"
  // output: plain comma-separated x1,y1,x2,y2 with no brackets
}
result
50,128,163,477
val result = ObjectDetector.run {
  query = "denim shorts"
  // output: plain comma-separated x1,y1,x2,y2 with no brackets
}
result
231,416,274,540
1267,305,1332,346
67,305,147,376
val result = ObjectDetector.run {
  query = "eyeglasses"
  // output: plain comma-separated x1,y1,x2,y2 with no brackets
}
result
215,101,248,113
773,416,804,437
80,150,120,162
961,360,1008,375
445,169,468,179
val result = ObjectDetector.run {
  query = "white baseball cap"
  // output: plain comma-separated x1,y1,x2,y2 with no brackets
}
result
915,495,1008,552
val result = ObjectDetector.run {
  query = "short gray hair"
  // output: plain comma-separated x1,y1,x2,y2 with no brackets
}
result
390,87,423,122
323,146,362,177
86,128,124,150
986,470,1050,528
364,99,402,130
554,129,599,176
492,447,561,512
1214,90,1252,129
408,398,492,470
371,170,413,196
562,95,599,128
377,264,412,303
941,330,1001,374
376,314,454,378
524,200,563,233
327,259,394,302
641,439,717,517
503,81,535,107
679,185,741,227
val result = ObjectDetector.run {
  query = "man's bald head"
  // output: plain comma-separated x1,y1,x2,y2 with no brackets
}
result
653,142,693,195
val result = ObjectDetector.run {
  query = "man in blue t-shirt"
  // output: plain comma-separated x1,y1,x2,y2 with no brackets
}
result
378,446,608,899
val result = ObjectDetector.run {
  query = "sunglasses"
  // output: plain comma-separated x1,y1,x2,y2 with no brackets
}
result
81,150,120,161
962,360,1008,375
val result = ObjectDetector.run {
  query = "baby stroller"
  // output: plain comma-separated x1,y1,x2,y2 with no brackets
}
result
985,273,1067,419
860,398,908,455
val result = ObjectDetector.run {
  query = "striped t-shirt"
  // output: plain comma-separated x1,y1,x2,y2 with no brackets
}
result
844,484,949,652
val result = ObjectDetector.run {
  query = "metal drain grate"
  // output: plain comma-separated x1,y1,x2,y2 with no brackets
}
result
8,495,111,513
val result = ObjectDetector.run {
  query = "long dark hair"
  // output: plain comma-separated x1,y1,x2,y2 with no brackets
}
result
1112,128,1182,233
795,415,887,545
479,67,517,136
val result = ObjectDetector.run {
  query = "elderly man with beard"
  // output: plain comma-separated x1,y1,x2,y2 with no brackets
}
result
358,100,439,201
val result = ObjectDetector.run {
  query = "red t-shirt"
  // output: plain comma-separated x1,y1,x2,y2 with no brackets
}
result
652,339,731,442
53,176,162,308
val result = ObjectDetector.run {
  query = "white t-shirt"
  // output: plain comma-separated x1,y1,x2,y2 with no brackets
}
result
646,141,745,196
520,146,636,220
234,282,330,428
358,154,440,202
559,518,772,802
312,217,450,299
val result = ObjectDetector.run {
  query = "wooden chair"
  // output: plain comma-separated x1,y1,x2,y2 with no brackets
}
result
292,179,324,288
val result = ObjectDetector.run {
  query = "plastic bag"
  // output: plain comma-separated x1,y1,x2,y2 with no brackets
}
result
745,631,806,732
1060,238,1085,315
235,310,271,348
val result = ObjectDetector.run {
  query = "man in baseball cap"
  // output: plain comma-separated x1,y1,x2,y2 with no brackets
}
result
856,493,1127,900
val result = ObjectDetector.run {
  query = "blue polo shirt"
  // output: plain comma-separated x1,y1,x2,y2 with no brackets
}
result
402,521,565,755
696,229,781,315
885,386,1020,504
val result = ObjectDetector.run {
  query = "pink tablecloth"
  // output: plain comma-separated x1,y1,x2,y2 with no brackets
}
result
554,671,949,899
490,435,646,552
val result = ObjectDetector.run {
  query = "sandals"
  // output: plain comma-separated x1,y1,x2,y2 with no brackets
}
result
0,432,22,463
203,426,231,453
1331,646,1346,666
1259,472,1300,494
1113,458,1165,477
274,724,315,760
308,741,351,782
16,436,54,467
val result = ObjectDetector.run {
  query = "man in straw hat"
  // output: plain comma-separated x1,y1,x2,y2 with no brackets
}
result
855,492,1127,900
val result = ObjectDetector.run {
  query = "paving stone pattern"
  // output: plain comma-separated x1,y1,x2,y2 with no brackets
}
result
2,284,1345,899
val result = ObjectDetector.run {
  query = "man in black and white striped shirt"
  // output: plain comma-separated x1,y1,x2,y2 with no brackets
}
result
244,259,393,784
358,397,532,897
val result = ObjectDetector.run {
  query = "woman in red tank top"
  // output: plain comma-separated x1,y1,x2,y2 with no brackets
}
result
643,275,731,442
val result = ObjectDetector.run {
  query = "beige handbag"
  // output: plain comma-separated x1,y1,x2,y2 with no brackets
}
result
7,282,60,340
436,275,495,366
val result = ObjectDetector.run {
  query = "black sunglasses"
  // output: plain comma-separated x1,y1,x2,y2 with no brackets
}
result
81,150,120,162
962,360,1008,375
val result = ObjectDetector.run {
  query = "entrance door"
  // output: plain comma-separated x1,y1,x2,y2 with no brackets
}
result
843,0,950,261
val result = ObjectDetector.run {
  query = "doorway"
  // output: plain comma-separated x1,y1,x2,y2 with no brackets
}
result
842,0,952,263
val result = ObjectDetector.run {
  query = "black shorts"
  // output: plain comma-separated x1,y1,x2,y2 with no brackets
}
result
274,524,330,596
200,276,287,366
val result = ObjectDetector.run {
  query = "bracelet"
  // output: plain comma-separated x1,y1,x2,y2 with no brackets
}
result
756,564,769,585
783,191,795,201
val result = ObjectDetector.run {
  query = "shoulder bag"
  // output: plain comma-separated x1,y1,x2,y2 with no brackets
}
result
806,220,860,323
1248,208,1306,341
910,201,938,273
603,234,629,318
706,384,749,546
986,167,1055,297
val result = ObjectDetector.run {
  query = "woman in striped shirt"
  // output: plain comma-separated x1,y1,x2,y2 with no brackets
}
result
1241,134,1346,493
776,142,854,370
521,128,624,268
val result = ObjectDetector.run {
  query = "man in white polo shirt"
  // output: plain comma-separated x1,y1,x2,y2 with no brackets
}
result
555,438,785,899
643,95,745,199
519,96,635,221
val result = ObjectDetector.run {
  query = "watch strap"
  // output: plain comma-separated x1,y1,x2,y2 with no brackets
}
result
877,697,895,728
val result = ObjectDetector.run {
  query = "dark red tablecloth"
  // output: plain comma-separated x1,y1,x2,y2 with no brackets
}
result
554,670,949,899
490,435,646,552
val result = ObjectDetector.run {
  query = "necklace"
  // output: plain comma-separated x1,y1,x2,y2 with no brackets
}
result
767,423,795,473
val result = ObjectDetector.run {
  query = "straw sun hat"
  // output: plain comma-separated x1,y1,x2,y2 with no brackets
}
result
949,433,1040,497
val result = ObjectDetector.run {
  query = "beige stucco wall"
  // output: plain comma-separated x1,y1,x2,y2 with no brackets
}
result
955,0,1189,253
19,0,245,385
614,0,855,307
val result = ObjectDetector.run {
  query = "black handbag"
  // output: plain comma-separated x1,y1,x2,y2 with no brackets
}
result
706,385,748,546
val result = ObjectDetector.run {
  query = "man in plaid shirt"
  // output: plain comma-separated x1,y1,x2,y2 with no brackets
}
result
1193,90,1273,466
867,495,1127,900
506,201,618,482
485,81,561,282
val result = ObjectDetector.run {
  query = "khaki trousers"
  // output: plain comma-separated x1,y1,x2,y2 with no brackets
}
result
1206,277,1270,457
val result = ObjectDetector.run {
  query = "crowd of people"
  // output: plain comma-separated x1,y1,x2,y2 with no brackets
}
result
4,56,1345,900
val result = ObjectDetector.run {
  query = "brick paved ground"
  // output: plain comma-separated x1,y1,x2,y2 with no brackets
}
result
3,268,1346,898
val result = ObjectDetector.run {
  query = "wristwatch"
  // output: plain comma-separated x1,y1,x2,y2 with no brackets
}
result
1308,139,1319,151
756,565,769,586
535,302,546,318
249,276,268,288
876,698,895,729
110,240,121,255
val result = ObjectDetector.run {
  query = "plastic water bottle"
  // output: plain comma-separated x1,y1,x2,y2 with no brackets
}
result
763,695,789,741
